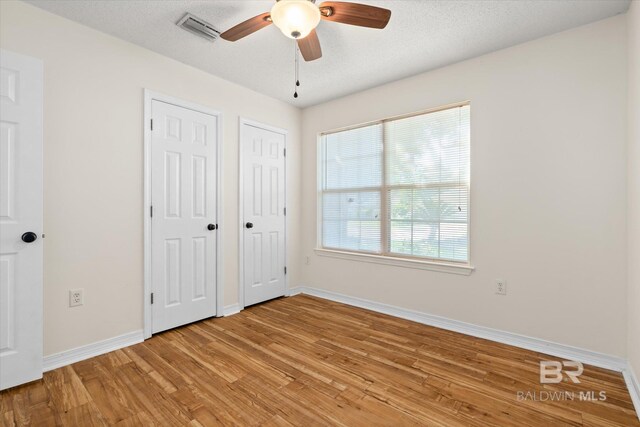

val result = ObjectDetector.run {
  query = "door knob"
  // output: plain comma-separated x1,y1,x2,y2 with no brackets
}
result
207,224,216,231
245,222,254,229
21,232,38,243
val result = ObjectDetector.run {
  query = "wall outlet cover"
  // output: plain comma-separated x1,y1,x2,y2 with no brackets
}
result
69,289,84,307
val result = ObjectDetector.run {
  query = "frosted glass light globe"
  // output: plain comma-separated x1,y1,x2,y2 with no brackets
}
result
270,0,321,39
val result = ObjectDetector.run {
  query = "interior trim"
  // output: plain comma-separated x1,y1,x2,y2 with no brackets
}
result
623,365,640,421
43,330,144,372
314,248,475,275
223,303,241,317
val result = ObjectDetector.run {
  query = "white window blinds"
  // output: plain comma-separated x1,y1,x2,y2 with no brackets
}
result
321,124,383,252
320,104,470,263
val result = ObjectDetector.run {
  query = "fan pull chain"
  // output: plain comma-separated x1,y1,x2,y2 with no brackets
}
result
294,42,300,98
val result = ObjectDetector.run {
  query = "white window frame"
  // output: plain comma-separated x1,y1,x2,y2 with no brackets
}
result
315,101,475,276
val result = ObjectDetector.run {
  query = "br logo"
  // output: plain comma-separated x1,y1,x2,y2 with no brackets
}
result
539,361,584,384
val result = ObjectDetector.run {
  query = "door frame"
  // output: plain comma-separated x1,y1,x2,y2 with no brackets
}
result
238,118,288,310
143,89,223,339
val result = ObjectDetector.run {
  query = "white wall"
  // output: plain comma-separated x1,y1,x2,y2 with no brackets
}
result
300,16,628,357
628,0,640,376
0,1,302,356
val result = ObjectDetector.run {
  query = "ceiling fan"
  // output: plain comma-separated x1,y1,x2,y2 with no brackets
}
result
220,0,392,61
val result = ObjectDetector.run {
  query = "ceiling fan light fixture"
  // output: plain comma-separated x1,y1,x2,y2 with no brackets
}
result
270,0,321,39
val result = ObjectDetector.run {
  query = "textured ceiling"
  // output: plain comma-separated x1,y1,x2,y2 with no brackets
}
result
26,0,631,108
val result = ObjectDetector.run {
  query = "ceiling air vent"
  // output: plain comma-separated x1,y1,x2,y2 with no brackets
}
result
177,13,220,42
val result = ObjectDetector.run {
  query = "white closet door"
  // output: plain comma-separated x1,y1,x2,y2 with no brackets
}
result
242,123,286,307
151,100,217,333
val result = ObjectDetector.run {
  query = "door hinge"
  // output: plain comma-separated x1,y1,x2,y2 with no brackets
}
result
284,266,287,275
151,293,154,304
283,148,286,157
150,119,153,131
284,207,286,216
150,205,153,217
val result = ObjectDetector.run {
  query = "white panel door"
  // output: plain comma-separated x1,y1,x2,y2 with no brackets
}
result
0,50,43,390
151,100,217,333
242,123,286,307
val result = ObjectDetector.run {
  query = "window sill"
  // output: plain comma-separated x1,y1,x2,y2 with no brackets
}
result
314,249,475,276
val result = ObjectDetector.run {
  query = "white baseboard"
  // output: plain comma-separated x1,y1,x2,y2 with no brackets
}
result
223,303,241,317
287,287,303,297
623,364,640,421
290,286,628,372
43,330,144,372
43,304,238,373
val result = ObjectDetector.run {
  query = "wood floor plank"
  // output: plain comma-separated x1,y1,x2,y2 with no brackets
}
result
58,402,107,427
1,295,638,426
42,366,91,413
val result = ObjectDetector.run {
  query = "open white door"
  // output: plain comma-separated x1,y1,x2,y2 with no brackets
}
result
0,50,43,390
241,121,286,307
150,100,218,333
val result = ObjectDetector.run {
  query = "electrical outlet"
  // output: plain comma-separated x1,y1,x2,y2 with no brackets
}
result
69,289,84,307
305,256,310,265
495,280,507,296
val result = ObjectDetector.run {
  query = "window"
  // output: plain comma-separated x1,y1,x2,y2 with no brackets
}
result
319,103,470,264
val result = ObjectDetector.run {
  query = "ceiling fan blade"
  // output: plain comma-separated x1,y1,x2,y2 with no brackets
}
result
319,2,391,29
297,30,322,61
220,12,272,41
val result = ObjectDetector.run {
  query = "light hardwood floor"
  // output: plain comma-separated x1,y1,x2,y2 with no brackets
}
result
1,295,638,426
